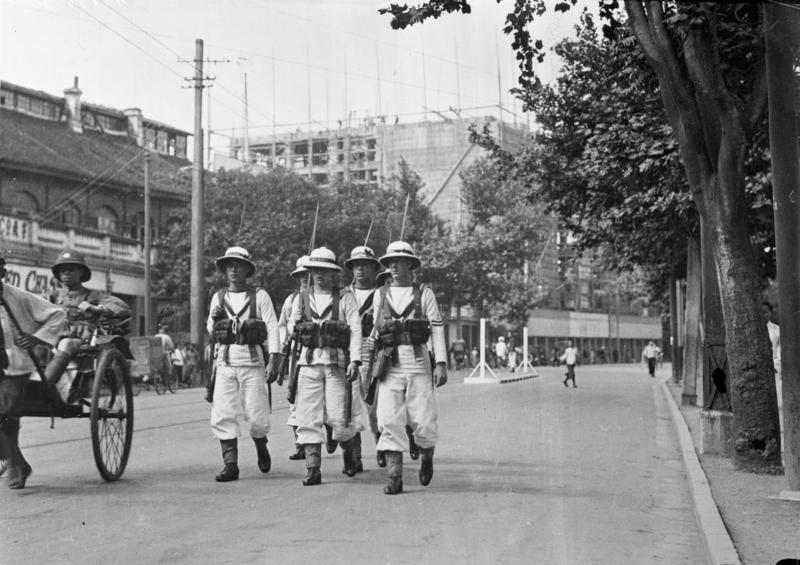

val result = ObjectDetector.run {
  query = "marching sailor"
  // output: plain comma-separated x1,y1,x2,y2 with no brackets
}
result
207,246,280,482
286,246,362,485
343,245,380,472
368,241,448,494
278,255,309,461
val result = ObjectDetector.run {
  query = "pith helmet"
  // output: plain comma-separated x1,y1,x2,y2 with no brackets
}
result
291,255,309,277
344,245,380,270
52,250,92,282
376,268,393,286
215,246,256,277
379,240,421,270
305,246,341,271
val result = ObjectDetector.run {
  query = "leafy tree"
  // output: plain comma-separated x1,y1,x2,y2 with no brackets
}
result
421,156,551,333
153,162,446,324
381,0,781,471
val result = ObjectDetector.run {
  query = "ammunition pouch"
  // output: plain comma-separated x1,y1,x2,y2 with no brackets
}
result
377,319,402,347
320,320,350,349
238,319,267,346
213,319,236,345
296,321,320,348
403,318,431,345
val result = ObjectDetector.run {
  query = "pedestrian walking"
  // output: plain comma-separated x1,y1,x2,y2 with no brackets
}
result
494,336,508,369
560,341,578,388
368,241,448,495
279,256,309,461
344,245,381,472
171,343,185,385
154,324,175,383
0,256,68,489
285,246,362,486
183,343,199,386
642,341,659,378
207,246,280,482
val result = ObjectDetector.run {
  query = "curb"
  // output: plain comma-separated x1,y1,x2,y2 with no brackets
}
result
658,379,742,565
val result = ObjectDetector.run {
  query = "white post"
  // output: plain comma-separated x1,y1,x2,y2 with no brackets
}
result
467,318,498,382
516,326,537,374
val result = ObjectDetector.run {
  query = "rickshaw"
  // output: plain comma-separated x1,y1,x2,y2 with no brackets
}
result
0,295,134,482
129,336,176,395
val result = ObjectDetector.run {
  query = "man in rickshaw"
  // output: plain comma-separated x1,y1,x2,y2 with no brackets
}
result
43,250,131,401
0,256,68,489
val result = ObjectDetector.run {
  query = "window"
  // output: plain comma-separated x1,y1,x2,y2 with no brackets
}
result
12,191,39,216
96,206,118,234
61,203,81,226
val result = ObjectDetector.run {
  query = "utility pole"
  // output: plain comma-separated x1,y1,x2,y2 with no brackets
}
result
190,39,205,350
143,151,152,336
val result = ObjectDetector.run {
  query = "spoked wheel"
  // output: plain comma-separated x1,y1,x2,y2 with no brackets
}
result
90,347,134,482
154,373,166,395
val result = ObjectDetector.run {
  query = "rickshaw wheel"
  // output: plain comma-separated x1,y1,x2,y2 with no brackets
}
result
90,347,134,482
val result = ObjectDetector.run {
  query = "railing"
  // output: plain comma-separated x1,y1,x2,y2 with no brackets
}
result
0,213,147,265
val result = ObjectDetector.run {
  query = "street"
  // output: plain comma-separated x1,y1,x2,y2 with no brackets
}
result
1,364,707,565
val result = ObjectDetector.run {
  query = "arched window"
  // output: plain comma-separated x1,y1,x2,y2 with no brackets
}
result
12,191,39,216
130,211,156,241
60,203,81,226
96,206,118,234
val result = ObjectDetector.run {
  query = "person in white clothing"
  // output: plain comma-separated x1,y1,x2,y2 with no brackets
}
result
286,247,362,486
642,341,659,378
367,241,448,495
207,246,280,482
344,245,382,472
560,341,578,388
279,255,309,461
494,337,508,369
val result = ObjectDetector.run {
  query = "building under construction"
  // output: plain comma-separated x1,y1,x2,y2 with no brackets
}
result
216,114,527,227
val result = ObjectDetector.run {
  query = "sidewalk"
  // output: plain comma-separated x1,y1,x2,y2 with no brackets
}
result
662,376,800,565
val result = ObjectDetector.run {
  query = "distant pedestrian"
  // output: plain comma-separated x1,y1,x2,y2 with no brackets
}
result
155,324,175,381
560,341,578,388
183,343,199,386
494,337,508,369
470,346,479,368
642,341,659,378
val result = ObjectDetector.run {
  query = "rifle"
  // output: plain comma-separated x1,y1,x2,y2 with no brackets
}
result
204,342,217,404
285,332,301,404
365,344,392,405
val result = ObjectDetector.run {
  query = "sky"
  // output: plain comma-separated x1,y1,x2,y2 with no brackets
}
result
0,0,587,158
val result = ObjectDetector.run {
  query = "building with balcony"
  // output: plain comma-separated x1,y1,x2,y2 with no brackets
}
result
0,78,191,335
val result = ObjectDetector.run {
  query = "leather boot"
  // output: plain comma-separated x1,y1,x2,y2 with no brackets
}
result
215,439,239,482
383,451,403,495
419,446,435,486
406,425,420,460
352,432,363,473
303,443,322,486
325,424,338,454
288,426,305,460
340,438,357,477
253,436,271,473
44,350,72,385
375,432,386,468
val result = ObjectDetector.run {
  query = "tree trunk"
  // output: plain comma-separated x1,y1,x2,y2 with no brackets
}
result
765,0,800,488
682,235,701,406
625,1,780,471
703,176,781,468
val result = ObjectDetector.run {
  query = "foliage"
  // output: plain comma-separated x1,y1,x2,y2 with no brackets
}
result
420,156,550,332
153,162,445,325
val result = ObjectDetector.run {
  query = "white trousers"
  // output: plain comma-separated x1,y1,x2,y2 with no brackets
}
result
210,364,270,440
376,370,438,453
295,364,364,445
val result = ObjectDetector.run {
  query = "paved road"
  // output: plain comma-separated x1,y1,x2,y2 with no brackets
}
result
1,364,707,565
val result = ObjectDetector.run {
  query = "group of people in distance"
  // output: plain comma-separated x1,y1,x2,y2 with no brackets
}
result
206,240,447,495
